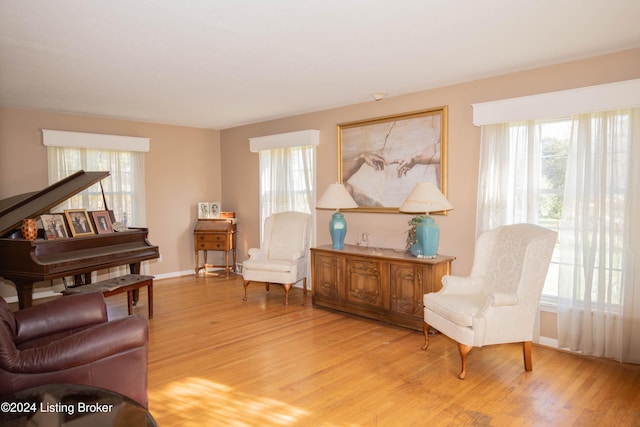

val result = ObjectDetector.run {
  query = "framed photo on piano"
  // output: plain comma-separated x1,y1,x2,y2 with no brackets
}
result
91,211,113,234
39,214,68,240
64,209,95,237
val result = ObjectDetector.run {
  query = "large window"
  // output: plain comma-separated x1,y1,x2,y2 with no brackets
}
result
43,130,149,227
47,146,146,226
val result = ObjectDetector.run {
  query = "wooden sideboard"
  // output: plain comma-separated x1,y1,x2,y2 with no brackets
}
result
193,219,237,275
311,245,455,331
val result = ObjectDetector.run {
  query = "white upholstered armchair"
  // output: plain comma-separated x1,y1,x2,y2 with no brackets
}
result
242,211,312,305
423,223,557,379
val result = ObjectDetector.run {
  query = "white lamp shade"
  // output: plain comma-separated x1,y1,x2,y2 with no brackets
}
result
316,183,358,210
399,182,453,213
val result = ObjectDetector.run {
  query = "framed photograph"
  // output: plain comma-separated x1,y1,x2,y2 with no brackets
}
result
338,107,448,212
198,202,210,219
209,202,221,219
91,211,113,234
64,209,95,237
39,213,68,240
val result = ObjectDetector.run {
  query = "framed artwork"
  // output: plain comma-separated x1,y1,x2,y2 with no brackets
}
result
39,213,68,240
209,202,221,219
91,211,113,234
64,209,95,237
338,107,448,212
197,202,222,218
197,202,210,219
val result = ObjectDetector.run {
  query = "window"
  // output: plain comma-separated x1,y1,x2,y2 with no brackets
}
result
47,146,146,226
249,129,319,238
259,145,315,222
481,114,631,303
43,130,149,227
532,118,570,298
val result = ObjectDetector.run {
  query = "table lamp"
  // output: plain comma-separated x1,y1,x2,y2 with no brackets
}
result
399,182,453,258
316,183,358,250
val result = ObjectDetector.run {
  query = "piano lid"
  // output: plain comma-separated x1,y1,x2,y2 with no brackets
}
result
0,170,110,237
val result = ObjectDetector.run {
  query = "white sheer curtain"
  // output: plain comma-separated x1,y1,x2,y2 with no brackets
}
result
557,109,640,363
476,121,541,233
258,145,315,222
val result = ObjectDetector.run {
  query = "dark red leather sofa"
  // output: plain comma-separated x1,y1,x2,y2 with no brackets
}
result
0,292,148,407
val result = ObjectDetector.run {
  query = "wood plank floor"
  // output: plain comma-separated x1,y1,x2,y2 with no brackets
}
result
77,273,640,426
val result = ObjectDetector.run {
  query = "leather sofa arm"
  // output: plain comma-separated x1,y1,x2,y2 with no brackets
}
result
14,293,108,344
5,315,147,374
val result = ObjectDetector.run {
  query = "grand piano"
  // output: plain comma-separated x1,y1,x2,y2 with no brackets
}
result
0,170,160,309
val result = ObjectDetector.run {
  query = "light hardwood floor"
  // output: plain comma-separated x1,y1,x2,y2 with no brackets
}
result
92,273,640,426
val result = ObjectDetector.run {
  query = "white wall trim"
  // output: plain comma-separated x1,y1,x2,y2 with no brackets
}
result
249,129,319,152
42,129,150,152
472,78,640,126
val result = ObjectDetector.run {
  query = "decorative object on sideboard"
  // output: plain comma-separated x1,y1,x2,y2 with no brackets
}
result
21,218,38,240
316,183,358,250
399,182,453,258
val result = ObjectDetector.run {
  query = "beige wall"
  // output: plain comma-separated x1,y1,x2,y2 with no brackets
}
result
221,48,640,278
0,108,221,297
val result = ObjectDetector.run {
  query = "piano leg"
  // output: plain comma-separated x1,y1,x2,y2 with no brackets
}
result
12,279,34,310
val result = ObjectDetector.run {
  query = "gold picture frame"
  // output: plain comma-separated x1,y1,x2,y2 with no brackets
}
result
64,209,95,237
338,106,448,212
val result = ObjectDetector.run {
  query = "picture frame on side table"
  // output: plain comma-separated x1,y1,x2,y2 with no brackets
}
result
209,202,221,219
198,202,210,219
338,106,448,213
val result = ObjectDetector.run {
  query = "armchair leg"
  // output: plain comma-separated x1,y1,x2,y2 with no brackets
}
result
283,284,292,305
302,277,307,295
242,280,251,301
422,322,430,350
523,341,533,371
458,343,473,380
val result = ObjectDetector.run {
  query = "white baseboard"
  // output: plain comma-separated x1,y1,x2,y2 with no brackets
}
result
2,289,62,304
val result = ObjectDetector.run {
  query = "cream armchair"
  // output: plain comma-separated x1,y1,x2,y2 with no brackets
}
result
423,223,557,379
242,211,312,305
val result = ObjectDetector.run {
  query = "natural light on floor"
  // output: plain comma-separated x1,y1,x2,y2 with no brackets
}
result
148,377,358,427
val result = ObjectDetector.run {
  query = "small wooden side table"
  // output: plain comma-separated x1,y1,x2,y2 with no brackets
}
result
193,219,237,275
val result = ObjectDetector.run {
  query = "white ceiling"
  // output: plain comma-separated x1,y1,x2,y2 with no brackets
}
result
1,0,639,130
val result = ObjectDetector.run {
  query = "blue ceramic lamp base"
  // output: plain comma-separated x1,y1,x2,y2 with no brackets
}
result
410,215,439,258
329,211,347,250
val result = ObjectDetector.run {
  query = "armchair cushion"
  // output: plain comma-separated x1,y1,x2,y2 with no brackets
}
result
424,293,485,327
244,259,296,273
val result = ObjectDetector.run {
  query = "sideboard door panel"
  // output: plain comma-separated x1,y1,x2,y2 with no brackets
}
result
314,253,340,299
346,259,382,308
389,263,422,316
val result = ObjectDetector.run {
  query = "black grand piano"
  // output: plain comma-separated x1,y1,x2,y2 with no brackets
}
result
0,171,160,309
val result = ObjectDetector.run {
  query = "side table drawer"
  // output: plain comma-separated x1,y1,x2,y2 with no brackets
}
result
194,233,229,250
